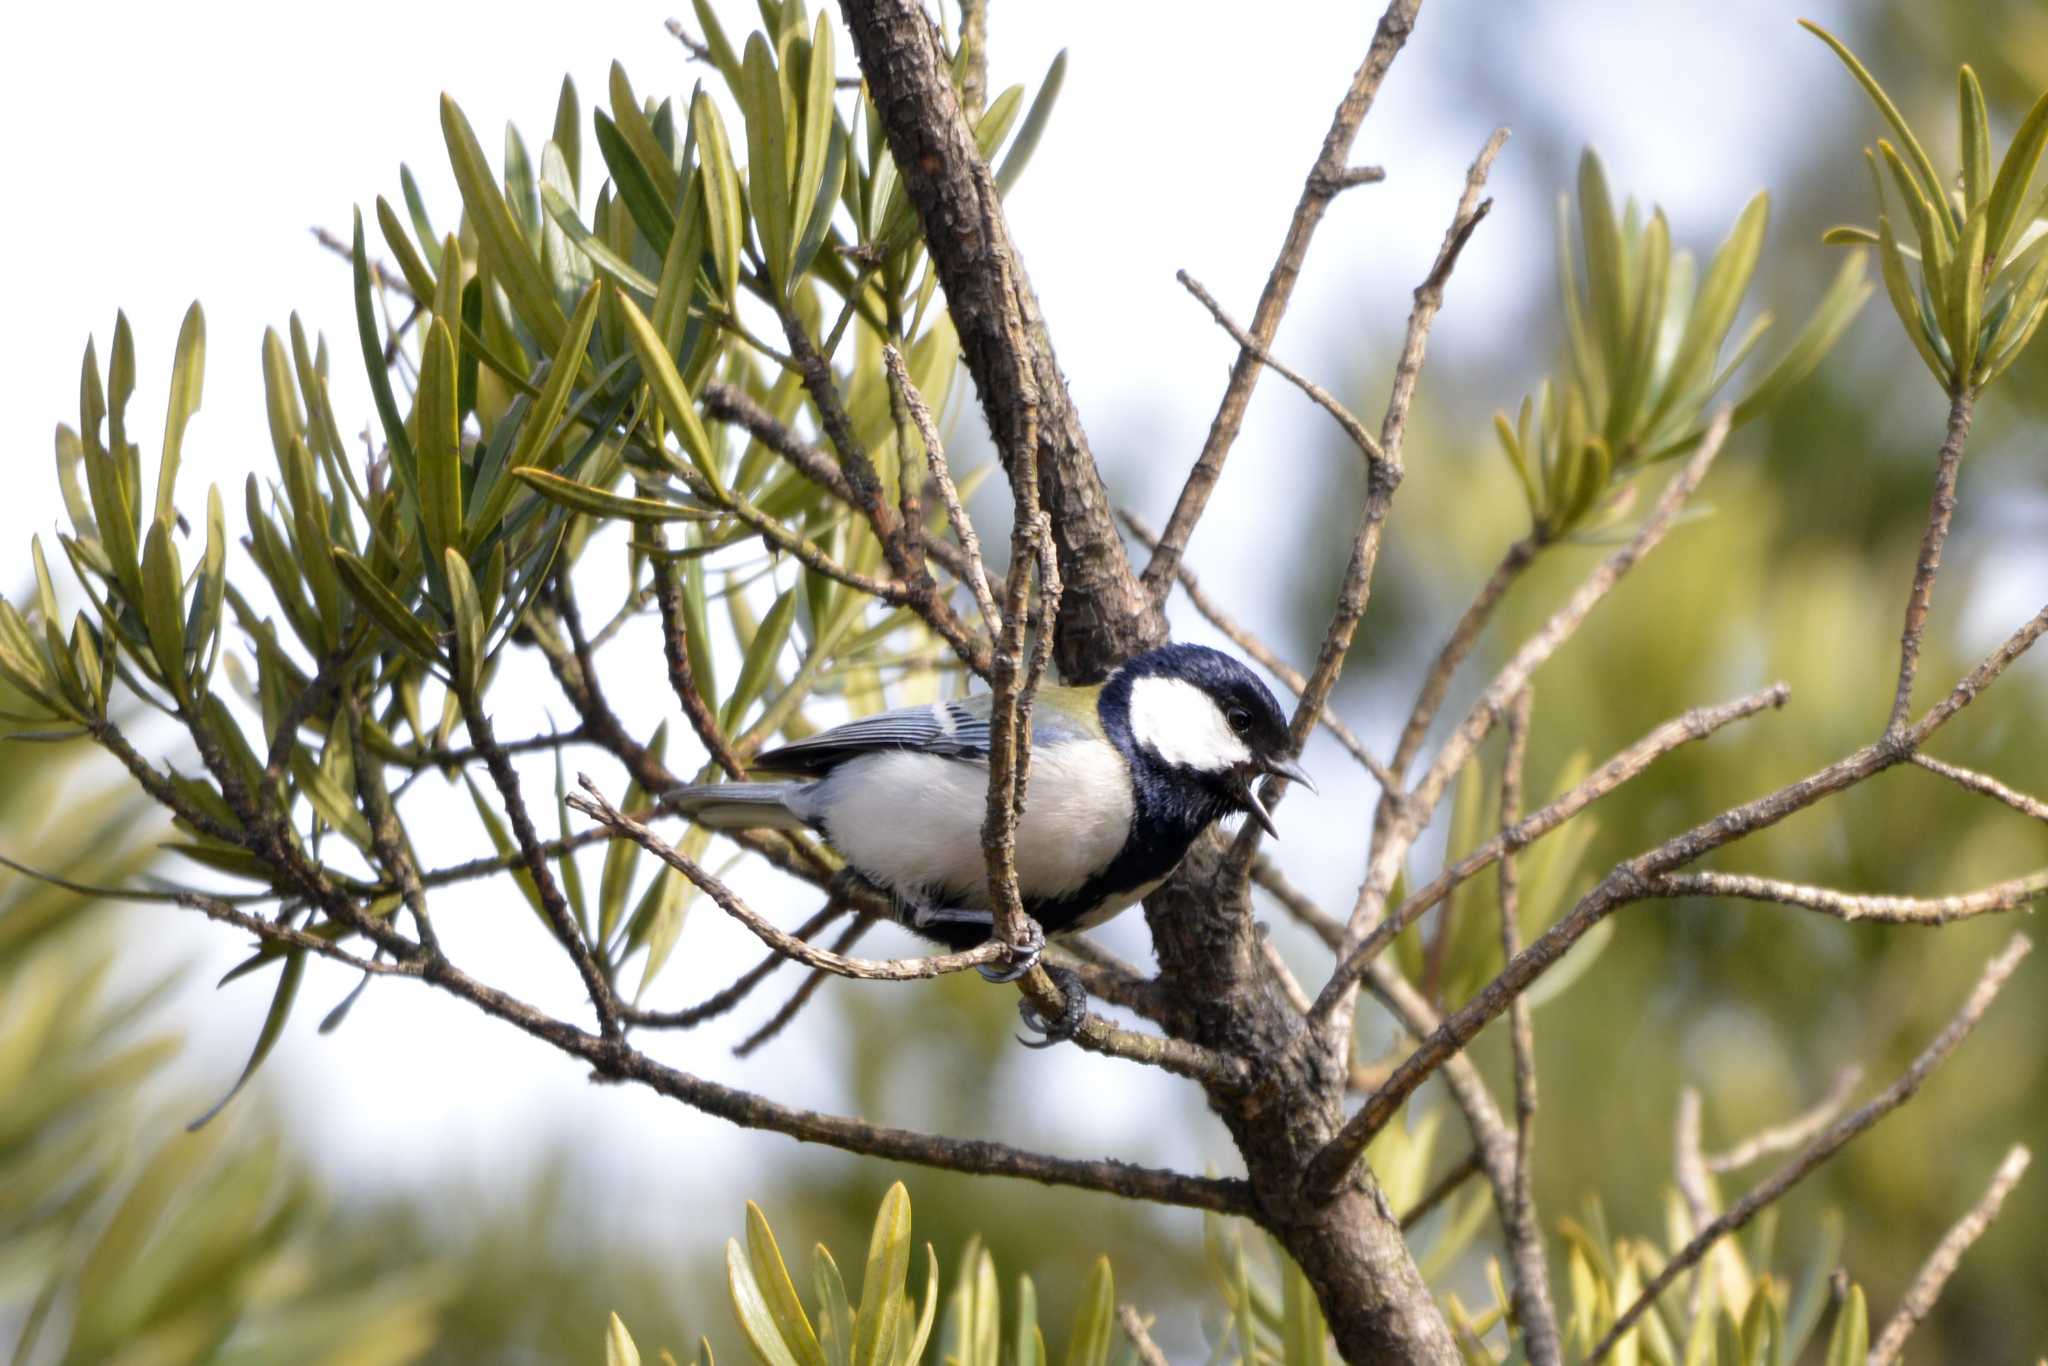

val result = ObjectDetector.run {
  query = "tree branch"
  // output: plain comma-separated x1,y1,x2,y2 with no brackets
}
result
1910,751,2048,825
1649,868,2048,925
1887,392,1974,732
1141,0,1422,598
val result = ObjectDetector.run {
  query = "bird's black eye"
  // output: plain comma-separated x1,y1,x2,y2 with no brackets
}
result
1226,706,1253,736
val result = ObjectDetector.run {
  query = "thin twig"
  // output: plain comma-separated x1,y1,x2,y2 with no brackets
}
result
1910,751,2048,825
1703,1066,1863,1174
1399,1149,1484,1230
1887,392,1974,732
651,541,747,779
1868,1144,2032,1366
1141,0,1424,598
1649,868,2048,925
1496,688,1560,1366
735,913,874,1056
1387,537,1538,783
1587,934,2032,1361
1117,1305,1171,1366
464,699,622,1040
619,900,848,1029
885,343,1000,631
1175,270,1384,463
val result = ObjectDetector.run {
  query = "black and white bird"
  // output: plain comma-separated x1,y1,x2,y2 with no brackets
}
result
664,643,1313,1000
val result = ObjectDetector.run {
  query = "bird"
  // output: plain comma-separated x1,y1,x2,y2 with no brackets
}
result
663,642,1314,1025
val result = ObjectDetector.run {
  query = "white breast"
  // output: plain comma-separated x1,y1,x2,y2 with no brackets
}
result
805,742,1134,909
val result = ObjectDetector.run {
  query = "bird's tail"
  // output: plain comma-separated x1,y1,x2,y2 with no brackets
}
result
663,782,811,831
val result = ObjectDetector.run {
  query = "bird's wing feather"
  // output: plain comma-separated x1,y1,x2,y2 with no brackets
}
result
750,691,1100,774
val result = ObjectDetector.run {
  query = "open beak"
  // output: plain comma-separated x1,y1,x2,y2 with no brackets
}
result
1241,755,1317,840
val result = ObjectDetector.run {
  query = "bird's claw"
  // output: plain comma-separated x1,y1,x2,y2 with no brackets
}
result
1016,964,1088,1049
975,917,1045,984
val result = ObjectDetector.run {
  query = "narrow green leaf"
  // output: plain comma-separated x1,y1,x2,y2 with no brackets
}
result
854,1184,912,1366
139,522,186,700
592,109,676,255
694,91,746,308
1960,67,1991,213
616,289,726,493
815,1247,854,1366
442,93,568,354
996,51,1067,196
1064,1257,1115,1366
289,743,377,851
789,15,836,277
1578,151,1629,371
1876,214,1952,385
608,63,682,206
417,318,465,564
691,0,745,92
334,551,442,664
1730,252,1871,423
1948,207,1988,386
607,1312,642,1366
512,467,715,522
187,950,304,1130
1985,88,2048,266
745,1203,825,1366
1820,224,1881,248
553,76,583,198
445,548,485,695
539,181,660,298
1822,1284,1866,1366
1803,21,1954,235
470,282,604,539
729,1237,808,1366
1880,140,1952,324
156,302,205,530
723,587,797,731
186,485,228,690
1655,193,1767,424
352,209,420,502
742,33,794,292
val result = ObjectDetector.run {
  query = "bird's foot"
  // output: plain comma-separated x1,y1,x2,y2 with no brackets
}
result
1016,964,1088,1049
976,916,1045,983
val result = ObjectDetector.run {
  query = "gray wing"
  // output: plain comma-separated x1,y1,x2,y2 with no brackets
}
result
750,693,1097,775
751,697,993,774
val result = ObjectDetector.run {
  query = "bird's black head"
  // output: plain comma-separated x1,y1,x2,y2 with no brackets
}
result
1101,643,1315,838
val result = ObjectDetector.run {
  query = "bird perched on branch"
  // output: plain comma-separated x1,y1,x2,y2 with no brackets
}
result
664,643,1313,1035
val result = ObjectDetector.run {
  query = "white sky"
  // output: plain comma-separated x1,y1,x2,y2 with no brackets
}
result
1,0,1856,1257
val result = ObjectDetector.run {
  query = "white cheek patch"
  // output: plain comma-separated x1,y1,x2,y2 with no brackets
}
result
1128,675,1251,772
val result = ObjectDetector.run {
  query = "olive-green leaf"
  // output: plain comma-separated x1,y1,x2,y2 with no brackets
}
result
745,1202,825,1366
616,289,726,494
445,548,485,696
139,522,186,700
186,949,304,1131
790,15,837,277
333,550,441,665
854,1183,912,1366
1730,252,1871,424
729,1237,808,1366
1985,88,2048,267
1948,206,1987,386
1822,1284,1866,1366
553,76,583,198
996,51,1067,196
742,34,794,292
1880,140,1952,324
539,181,660,299
289,744,376,852
375,196,439,302
1063,1257,1115,1366
606,1312,642,1366
155,302,205,530
470,283,604,541
511,467,715,523
608,63,682,206
442,93,568,355
815,1246,854,1366
417,318,465,564
353,209,421,503
1876,214,1951,385
693,91,746,308
1804,21,1954,235
722,587,797,732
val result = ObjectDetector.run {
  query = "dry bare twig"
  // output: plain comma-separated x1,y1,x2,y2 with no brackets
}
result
1868,1143,2032,1366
